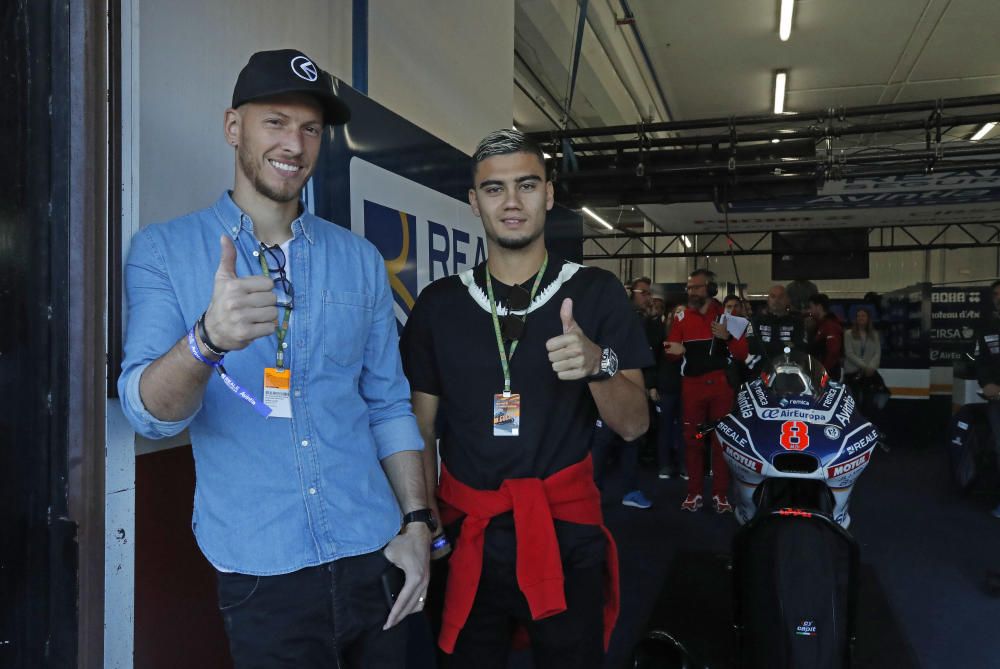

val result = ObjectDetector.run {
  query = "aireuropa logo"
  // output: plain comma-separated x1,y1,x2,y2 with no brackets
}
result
350,157,486,327
795,620,818,636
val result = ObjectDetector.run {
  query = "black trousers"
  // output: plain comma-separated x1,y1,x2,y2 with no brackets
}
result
215,550,407,669
591,421,639,492
441,553,606,669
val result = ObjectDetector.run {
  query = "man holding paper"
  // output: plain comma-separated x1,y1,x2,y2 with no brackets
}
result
665,269,748,513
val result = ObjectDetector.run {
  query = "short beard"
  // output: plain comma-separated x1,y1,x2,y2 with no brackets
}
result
494,227,544,251
688,294,706,309
238,144,302,203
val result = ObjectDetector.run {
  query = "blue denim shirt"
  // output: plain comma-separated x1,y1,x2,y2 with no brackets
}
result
119,192,422,575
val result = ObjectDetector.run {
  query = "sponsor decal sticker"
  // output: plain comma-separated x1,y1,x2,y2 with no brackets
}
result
824,425,841,440
834,394,855,427
717,421,750,449
752,382,769,406
820,387,839,409
737,390,754,418
761,408,828,422
780,397,811,408
796,620,818,637
845,429,879,455
827,450,872,478
722,443,764,473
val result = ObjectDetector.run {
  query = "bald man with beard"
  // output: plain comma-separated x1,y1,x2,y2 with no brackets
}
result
751,285,807,363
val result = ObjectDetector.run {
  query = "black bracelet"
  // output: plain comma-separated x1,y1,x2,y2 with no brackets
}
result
197,311,229,356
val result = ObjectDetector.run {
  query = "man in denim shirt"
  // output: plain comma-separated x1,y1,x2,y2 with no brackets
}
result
118,49,431,668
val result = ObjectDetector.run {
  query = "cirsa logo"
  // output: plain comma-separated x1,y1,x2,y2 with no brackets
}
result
290,56,318,82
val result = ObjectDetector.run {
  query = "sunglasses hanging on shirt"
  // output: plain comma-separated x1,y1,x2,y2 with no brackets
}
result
259,243,295,311
500,284,531,342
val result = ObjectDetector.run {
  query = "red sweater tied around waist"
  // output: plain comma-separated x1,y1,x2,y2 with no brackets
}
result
436,455,620,654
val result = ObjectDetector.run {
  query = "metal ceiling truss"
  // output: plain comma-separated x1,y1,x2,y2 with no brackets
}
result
525,94,1000,208
582,222,1000,260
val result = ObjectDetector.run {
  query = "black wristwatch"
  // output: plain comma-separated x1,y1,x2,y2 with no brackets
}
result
402,508,437,532
587,347,619,382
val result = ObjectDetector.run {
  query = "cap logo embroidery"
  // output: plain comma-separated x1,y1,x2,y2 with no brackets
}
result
290,56,318,82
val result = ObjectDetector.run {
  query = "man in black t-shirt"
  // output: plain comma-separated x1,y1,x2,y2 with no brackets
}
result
400,129,650,669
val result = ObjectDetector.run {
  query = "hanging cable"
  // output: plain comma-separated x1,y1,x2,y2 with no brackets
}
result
719,184,745,302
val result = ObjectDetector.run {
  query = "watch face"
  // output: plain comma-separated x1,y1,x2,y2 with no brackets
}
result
603,348,619,376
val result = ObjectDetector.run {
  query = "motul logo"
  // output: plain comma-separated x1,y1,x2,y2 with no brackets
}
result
723,443,763,473
828,451,871,478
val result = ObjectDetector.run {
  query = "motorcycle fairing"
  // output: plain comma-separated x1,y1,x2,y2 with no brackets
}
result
718,379,878,528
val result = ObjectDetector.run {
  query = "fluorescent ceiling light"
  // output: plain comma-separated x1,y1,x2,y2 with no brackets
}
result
779,0,794,41
581,206,613,230
681,235,692,248
971,122,996,141
543,152,552,159
774,71,787,114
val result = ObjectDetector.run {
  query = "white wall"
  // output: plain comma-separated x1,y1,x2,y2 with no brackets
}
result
138,0,353,227
137,0,515,227
368,1,515,155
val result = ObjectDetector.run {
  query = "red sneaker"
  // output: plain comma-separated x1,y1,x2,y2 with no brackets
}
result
712,494,733,514
680,494,703,512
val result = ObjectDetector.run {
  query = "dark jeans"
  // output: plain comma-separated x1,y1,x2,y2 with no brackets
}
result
443,554,606,669
656,391,685,474
216,550,407,669
591,421,639,491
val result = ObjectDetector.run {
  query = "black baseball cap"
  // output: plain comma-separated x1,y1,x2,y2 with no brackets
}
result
232,49,351,126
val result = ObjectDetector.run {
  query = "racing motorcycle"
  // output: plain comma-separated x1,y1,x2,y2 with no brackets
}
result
711,349,878,669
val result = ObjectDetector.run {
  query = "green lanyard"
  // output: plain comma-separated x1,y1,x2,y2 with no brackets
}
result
258,253,292,370
485,254,548,396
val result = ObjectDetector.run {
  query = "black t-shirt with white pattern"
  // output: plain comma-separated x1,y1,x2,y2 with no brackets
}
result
400,258,651,565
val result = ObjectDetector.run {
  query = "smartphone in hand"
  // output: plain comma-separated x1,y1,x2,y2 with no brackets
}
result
380,563,406,609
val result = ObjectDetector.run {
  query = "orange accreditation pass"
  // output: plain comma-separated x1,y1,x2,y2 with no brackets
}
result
263,367,292,419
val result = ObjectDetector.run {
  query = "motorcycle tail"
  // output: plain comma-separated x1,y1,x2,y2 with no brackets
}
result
733,489,859,669
753,478,835,517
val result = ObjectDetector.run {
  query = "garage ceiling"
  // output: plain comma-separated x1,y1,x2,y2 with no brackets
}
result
513,0,1000,233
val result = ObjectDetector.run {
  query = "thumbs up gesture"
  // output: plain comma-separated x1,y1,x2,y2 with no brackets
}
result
545,298,603,380
201,235,279,352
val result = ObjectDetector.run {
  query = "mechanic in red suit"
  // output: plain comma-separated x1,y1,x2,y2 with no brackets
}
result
807,293,844,381
665,269,748,513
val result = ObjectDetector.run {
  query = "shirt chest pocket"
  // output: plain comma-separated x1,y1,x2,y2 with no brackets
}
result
322,290,374,366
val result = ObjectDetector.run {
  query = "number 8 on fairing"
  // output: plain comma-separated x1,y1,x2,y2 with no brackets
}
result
779,421,810,451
